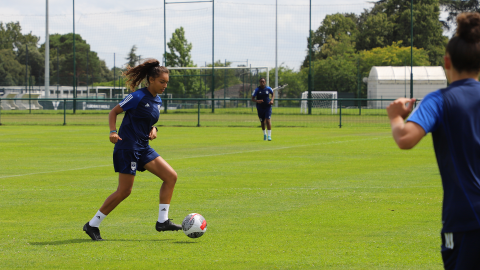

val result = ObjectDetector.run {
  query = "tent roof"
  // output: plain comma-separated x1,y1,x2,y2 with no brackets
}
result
368,66,446,81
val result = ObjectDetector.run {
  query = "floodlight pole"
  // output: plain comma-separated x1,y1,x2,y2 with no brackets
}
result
56,47,59,98
114,53,116,90
410,0,413,99
210,0,215,113
45,0,50,99
73,0,76,113
275,0,278,107
25,45,28,94
308,0,312,115
164,0,168,113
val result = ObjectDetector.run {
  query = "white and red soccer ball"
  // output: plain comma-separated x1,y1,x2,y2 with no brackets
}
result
182,213,207,238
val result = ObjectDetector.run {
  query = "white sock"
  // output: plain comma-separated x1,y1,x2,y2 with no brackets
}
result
263,130,267,135
89,210,106,227
158,204,170,223
268,130,271,136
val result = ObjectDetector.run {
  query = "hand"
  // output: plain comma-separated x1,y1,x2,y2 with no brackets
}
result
149,127,157,141
109,132,122,144
256,100,264,104
386,98,416,120
269,100,274,105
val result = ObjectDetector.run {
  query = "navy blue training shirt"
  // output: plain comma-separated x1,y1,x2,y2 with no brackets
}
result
407,78,480,233
114,87,162,151
252,86,273,108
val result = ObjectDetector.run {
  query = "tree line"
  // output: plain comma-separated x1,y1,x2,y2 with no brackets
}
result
1,0,474,98
0,22,115,88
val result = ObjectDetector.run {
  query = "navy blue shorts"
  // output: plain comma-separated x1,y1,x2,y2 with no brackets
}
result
113,147,160,176
441,230,480,269
257,106,272,122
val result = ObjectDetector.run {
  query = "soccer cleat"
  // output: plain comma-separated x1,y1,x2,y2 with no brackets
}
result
83,222,104,241
156,219,182,232
264,134,267,141
268,136,272,141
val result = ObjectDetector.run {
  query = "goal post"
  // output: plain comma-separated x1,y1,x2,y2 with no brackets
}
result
300,91,338,114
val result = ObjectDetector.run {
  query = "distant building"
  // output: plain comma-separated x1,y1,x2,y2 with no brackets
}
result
367,66,447,109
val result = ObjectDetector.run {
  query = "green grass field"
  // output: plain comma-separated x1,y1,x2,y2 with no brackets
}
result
0,126,444,269
0,107,389,128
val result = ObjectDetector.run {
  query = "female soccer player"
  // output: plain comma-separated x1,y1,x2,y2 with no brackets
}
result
386,13,480,269
251,78,275,141
83,59,181,241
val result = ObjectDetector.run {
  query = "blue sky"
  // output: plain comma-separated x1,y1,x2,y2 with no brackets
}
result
2,0,446,71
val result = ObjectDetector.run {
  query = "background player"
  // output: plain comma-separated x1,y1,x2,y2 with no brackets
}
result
251,78,275,141
83,59,181,241
386,13,480,269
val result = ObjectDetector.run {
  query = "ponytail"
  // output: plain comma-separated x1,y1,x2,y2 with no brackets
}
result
123,58,169,91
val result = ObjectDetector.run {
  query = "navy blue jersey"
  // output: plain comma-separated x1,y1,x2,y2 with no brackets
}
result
114,88,162,151
407,78,480,233
252,86,273,108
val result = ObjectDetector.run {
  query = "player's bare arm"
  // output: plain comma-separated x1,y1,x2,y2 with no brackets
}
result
149,126,158,140
108,104,124,144
269,92,275,105
386,98,424,149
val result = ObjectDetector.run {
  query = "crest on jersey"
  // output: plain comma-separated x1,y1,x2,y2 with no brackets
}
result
131,162,137,170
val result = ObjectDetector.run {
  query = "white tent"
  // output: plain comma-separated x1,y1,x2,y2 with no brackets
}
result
367,66,447,109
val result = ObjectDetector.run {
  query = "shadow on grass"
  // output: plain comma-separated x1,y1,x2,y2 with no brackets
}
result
30,238,173,245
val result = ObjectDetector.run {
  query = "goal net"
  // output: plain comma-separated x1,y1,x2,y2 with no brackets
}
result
300,91,338,114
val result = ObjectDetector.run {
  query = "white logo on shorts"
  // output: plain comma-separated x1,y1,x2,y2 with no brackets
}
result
131,162,137,170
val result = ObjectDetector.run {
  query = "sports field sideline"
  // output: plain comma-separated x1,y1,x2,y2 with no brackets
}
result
0,126,443,269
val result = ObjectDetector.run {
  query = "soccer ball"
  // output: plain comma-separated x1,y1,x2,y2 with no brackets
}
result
182,213,207,238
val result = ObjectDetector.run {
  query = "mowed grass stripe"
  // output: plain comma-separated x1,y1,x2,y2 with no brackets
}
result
0,134,391,179
0,126,443,269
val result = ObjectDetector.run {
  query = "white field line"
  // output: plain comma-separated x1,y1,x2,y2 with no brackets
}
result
0,136,390,179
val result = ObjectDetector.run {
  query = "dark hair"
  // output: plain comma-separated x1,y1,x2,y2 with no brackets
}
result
446,12,480,73
123,58,169,91
259,78,266,82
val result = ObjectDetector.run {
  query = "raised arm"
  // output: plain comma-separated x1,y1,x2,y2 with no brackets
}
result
386,98,425,149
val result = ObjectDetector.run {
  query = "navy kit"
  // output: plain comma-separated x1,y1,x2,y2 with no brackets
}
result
407,78,480,267
113,87,162,175
252,86,274,122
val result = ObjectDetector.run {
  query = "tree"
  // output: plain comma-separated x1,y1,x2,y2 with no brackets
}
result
356,12,394,51
356,42,431,97
164,27,193,67
440,0,480,30
0,49,26,86
0,21,42,86
375,0,447,65
303,0,448,68
125,45,139,68
16,44,44,86
163,27,205,97
42,33,113,86
302,13,358,67
0,22,40,51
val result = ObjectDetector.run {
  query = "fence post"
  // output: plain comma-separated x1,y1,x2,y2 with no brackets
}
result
338,100,342,128
0,98,2,125
358,98,361,116
197,99,201,127
63,99,66,125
